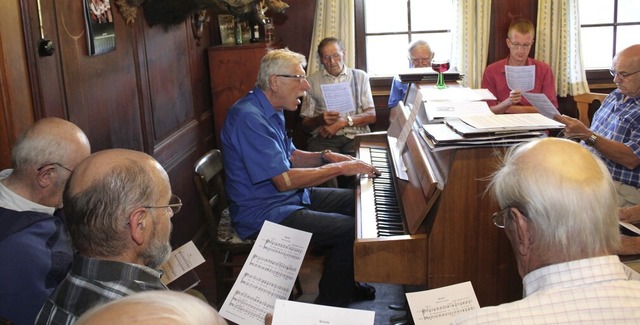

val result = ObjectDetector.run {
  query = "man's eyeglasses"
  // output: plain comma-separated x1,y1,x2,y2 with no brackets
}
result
37,162,72,173
609,69,640,80
492,208,510,228
276,74,307,82
509,41,533,50
410,58,432,66
143,194,183,215
321,52,342,62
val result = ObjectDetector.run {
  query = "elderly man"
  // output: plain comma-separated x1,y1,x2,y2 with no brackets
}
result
0,117,90,325
559,44,640,254
388,39,434,121
454,138,640,324
482,18,558,114
35,149,180,324
221,48,379,307
300,37,376,156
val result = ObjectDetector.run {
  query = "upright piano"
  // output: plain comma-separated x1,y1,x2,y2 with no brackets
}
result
354,82,523,307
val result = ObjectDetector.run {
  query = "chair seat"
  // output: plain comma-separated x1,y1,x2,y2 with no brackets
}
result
218,208,255,245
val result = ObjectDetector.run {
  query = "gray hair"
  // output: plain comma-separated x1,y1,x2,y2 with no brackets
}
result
12,124,76,171
408,39,431,54
256,48,307,91
63,158,157,257
75,290,228,325
489,138,620,259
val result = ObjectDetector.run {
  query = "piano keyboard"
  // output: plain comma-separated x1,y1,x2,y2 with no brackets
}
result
359,147,404,238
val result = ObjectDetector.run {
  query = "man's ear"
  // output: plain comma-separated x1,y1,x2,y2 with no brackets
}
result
128,208,147,246
511,207,531,256
269,74,279,92
36,166,53,189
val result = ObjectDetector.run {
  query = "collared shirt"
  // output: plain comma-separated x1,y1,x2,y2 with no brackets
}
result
300,66,374,139
0,170,71,325
589,90,640,188
35,254,167,325
388,75,409,109
481,56,558,108
454,255,640,324
221,87,309,239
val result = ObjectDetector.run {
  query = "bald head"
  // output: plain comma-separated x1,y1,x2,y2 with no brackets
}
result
75,291,228,325
612,44,640,97
491,138,620,261
64,149,171,258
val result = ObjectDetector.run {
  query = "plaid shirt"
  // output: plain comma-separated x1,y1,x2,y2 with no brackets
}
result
589,90,640,188
35,254,167,325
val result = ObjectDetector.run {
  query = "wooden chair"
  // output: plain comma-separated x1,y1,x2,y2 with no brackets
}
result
194,149,302,305
573,92,607,127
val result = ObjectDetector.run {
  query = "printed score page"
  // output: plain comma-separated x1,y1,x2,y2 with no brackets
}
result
505,65,535,92
321,82,356,114
219,221,312,325
272,299,375,325
406,281,480,325
159,240,205,285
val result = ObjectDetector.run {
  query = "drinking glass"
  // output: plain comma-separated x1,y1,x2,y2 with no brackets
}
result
431,59,450,89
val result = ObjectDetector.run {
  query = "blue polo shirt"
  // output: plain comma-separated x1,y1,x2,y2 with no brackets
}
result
388,75,409,109
221,87,309,239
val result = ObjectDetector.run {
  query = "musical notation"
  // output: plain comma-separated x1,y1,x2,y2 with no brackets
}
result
219,221,312,325
406,281,480,325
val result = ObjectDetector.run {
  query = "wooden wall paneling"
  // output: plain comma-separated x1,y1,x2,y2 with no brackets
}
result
270,0,316,57
488,0,538,65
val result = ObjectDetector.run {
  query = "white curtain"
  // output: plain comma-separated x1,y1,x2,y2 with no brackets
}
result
536,0,590,96
451,0,492,89
307,0,355,75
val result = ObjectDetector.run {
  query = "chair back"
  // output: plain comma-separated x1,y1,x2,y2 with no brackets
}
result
194,149,228,242
574,92,607,127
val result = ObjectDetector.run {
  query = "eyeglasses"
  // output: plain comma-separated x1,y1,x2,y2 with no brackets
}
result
410,58,432,66
276,74,307,81
321,52,342,62
143,194,182,215
509,41,533,50
609,69,640,80
492,207,511,229
37,162,72,173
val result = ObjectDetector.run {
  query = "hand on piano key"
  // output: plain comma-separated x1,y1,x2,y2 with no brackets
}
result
336,159,381,178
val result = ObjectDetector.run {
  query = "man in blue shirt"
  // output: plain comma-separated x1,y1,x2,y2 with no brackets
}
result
388,40,434,121
221,48,380,307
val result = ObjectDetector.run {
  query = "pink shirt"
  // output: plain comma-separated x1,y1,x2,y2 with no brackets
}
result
482,56,558,108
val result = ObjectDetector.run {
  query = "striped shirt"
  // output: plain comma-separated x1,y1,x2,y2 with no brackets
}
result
35,254,167,325
589,90,640,188
454,255,640,324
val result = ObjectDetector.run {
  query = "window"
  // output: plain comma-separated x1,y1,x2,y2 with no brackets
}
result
578,0,640,70
362,0,454,77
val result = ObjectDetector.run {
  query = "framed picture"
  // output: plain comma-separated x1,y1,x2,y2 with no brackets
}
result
218,14,235,45
83,0,116,55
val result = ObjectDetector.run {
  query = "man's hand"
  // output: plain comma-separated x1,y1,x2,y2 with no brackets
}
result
318,121,344,138
620,205,640,224
321,111,341,125
556,115,591,140
336,159,381,178
508,90,522,105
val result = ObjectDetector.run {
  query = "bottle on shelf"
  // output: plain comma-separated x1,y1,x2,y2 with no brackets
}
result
264,18,275,43
250,24,260,43
234,22,243,45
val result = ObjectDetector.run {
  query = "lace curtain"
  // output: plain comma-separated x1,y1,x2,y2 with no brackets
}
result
451,0,492,89
535,0,590,96
307,0,355,75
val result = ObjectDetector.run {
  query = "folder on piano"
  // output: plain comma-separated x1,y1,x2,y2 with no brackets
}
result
398,67,463,83
444,113,564,137
421,123,545,147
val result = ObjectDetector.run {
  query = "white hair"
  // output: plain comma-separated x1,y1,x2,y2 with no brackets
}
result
75,290,228,325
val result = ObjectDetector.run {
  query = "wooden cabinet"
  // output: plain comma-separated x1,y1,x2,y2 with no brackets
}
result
208,43,270,148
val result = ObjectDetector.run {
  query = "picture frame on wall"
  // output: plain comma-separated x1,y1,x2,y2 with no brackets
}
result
218,14,235,45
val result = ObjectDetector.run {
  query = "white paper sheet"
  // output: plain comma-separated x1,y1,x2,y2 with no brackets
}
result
219,221,312,325
522,93,561,119
424,101,494,121
505,65,535,92
406,281,480,325
459,113,564,131
271,299,375,325
419,87,484,102
320,82,355,114
159,241,205,285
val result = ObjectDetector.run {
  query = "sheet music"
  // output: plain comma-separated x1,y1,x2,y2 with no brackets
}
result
424,101,494,121
505,65,535,92
271,299,375,325
406,281,480,325
419,87,484,102
219,221,311,325
522,93,560,119
321,82,355,114
459,113,564,130
159,241,205,285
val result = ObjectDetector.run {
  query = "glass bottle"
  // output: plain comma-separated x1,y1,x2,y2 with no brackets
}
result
264,18,275,42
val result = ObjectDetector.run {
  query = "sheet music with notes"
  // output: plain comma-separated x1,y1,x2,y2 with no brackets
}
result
219,221,311,325
505,65,535,92
320,82,355,114
406,281,480,325
272,299,375,325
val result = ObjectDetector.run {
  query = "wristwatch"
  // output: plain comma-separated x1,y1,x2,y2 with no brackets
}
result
347,116,354,127
320,149,331,164
585,133,598,146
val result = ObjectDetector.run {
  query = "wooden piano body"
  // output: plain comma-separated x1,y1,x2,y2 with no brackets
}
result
354,82,523,307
